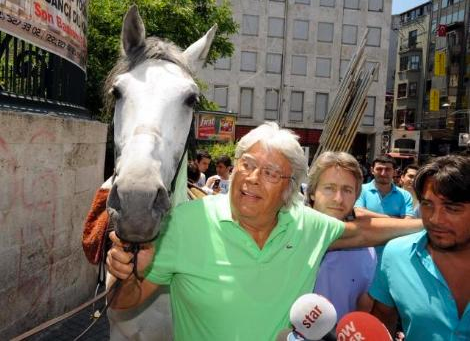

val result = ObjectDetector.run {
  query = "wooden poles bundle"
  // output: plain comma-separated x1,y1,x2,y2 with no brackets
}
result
312,30,377,165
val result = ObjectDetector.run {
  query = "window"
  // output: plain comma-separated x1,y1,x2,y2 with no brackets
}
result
320,0,335,7
239,88,254,118
293,20,309,40
268,17,285,38
290,91,304,121
368,0,383,11
408,30,417,47
409,55,420,70
292,55,307,76
242,15,259,36
362,96,375,126
400,56,408,71
240,51,257,72
366,27,381,47
317,22,334,42
408,82,417,97
265,89,279,120
315,93,329,123
316,57,331,77
266,53,282,74
397,83,407,98
340,59,350,80
344,0,359,9
396,109,415,129
214,57,231,70
342,24,358,45
365,61,379,81
214,86,228,110
295,0,310,4
395,138,416,149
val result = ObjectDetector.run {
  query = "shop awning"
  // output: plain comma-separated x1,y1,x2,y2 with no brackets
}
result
386,152,415,159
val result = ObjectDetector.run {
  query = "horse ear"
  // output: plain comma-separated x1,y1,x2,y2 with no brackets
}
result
121,5,146,57
183,25,218,70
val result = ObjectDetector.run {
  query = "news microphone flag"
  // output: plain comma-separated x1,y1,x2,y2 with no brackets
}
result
289,293,337,340
336,311,392,341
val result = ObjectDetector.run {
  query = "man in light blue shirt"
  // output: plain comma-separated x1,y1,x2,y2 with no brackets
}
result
355,155,414,218
369,155,470,340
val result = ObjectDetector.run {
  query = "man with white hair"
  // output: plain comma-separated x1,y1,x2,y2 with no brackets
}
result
107,122,423,340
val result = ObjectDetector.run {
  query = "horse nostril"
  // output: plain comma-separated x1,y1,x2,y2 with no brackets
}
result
152,188,170,216
107,184,121,212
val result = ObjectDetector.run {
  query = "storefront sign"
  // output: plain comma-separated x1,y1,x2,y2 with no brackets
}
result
196,112,236,141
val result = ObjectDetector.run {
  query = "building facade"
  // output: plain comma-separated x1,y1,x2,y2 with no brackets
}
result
421,0,470,159
389,2,432,163
200,0,391,161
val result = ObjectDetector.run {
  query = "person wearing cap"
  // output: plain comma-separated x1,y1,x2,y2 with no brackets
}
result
106,122,423,340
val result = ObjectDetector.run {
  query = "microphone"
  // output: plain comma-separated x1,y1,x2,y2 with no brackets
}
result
336,312,393,341
289,293,337,341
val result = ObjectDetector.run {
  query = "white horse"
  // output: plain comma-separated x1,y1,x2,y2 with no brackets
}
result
100,6,216,340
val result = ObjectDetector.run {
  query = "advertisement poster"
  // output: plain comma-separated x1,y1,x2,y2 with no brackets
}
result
196,112,236,141
430,89,440,112
0,0,88,71
434,51,446,77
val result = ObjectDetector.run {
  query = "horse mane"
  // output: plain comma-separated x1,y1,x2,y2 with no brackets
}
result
103,37,193,113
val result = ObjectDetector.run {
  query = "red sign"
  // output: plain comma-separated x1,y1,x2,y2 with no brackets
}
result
196,113,236,141
197,114,216,138
437,24,446,37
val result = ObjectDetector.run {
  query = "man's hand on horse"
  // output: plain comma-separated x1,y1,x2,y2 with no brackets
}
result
107,231,155,281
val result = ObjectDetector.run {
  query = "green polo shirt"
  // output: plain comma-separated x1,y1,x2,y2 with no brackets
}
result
146,194,345,340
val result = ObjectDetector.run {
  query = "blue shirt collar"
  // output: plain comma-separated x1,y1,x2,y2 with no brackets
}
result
369,179,399,193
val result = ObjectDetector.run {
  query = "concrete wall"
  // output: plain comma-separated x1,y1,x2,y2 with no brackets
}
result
0,110,108,339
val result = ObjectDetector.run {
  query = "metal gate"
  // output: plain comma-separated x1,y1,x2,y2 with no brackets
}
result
0,31,88,117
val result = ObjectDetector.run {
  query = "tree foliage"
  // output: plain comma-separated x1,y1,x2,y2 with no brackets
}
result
204,141,236,162
87,0,238,121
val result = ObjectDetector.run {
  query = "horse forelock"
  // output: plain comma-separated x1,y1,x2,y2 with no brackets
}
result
104,37,193,114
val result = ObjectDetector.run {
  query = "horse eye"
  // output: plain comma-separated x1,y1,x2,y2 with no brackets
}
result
111,86,122,100
185,93,199,108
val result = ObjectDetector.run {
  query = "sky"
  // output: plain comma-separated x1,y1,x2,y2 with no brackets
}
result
392,0,430,14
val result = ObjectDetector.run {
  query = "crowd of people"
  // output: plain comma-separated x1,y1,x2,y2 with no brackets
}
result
103,122,469,340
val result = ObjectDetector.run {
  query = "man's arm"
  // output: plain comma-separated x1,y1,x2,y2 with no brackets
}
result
107,231,159,310
370,298,399,335
330,216,422,249
354,207,389,218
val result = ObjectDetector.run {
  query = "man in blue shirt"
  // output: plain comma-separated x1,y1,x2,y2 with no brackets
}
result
355,155,414,219
369,155,470,340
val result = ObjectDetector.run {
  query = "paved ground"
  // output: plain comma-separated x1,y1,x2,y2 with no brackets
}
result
29,305,110,341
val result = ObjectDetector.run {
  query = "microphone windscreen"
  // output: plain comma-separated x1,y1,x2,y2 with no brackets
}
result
290,293,337,341
336,311,392,341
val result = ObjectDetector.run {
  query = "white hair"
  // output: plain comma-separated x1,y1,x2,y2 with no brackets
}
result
235,122,307,207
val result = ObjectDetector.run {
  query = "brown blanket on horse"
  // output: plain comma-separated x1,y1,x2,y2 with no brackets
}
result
82,184,207,264
82,188,110,265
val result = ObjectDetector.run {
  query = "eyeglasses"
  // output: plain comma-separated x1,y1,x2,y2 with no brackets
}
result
236,155,294,184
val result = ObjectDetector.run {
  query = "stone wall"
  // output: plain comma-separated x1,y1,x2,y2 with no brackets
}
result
0,110,108,339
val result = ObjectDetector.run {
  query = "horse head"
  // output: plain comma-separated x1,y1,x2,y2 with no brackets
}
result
106,5,216,243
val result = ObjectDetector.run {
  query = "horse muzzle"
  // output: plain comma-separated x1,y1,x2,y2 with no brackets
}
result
106,183,171,243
